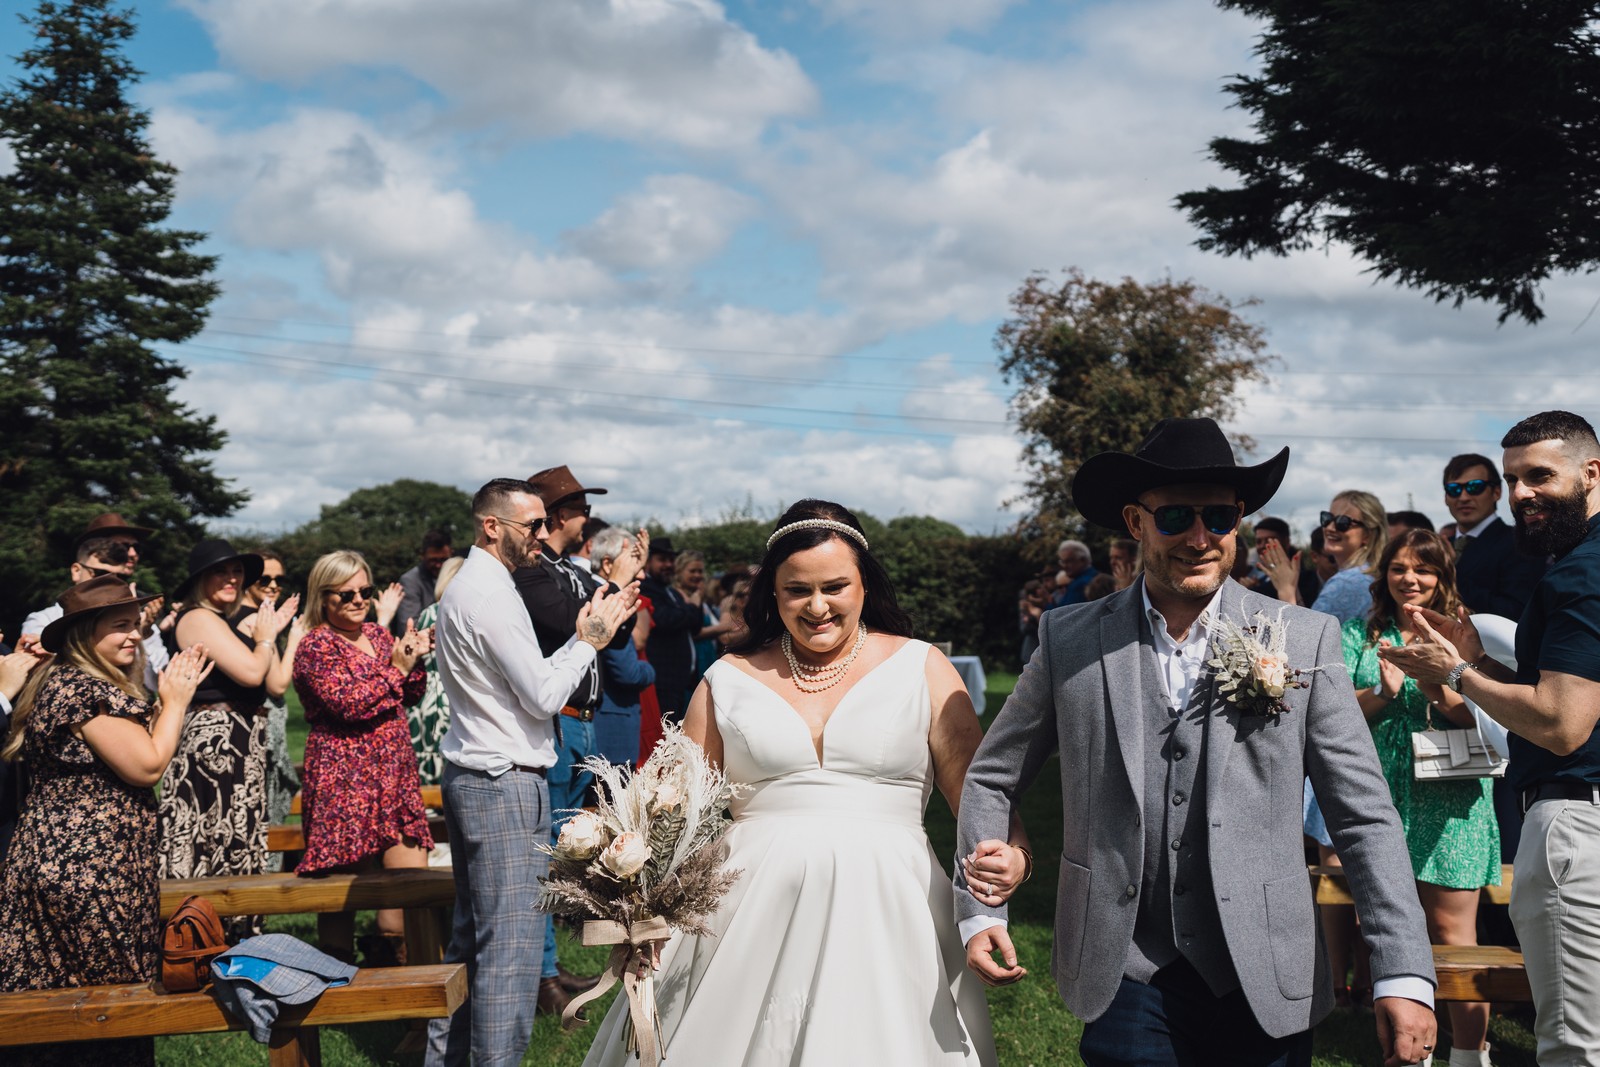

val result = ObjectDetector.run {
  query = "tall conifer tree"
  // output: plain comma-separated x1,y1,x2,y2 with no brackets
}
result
0,0,243,631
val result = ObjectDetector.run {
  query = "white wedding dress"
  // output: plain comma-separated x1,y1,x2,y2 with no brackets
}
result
581,639,997,1067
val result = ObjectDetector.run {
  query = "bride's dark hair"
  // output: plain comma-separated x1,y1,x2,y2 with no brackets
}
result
726,499,913,655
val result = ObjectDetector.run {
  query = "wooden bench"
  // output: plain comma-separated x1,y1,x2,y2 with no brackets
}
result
1433,945,1532,1002
0,963,465,1067
1308,865,1531,1002
1310,864,1514,907
162,869,455,967
288,785,443,816
268,814,450,853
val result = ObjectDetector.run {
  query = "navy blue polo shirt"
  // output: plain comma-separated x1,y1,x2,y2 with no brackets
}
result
1509,512,1600,790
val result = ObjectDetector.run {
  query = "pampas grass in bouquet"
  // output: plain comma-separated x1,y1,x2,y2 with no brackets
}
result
537,726,741,1064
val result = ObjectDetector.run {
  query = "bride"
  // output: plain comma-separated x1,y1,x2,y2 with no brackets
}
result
582,499,1028,1067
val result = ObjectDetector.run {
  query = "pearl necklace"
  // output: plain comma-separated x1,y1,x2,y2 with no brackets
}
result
781,624,868,693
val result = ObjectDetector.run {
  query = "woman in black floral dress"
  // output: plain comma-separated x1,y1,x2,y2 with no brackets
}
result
0,576,211,1066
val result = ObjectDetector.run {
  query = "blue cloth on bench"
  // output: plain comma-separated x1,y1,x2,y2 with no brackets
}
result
211,933,356,1042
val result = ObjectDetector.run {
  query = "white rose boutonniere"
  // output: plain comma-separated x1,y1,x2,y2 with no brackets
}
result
1209,606,1331,716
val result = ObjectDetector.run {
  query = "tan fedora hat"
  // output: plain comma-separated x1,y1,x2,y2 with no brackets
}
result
40,574,160,653
75,512,156,547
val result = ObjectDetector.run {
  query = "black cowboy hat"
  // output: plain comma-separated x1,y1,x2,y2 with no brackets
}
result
648,536,679,558
40,574,161,653
172,539,265,602
1070,418,1290,532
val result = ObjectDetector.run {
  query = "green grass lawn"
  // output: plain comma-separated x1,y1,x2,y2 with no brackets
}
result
157,672,1537,1065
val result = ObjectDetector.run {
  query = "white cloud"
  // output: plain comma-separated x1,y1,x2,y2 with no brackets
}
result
808,0,1022,39
565,174,758,272
178,0,817,149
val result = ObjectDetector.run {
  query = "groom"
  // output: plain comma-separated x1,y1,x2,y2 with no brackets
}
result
957,419,1437,1066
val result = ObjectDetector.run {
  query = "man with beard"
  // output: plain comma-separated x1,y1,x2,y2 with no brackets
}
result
1384,410,1600,1067
425,478,636,1067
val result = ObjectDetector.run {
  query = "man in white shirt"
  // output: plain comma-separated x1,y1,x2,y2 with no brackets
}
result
425,478,636,1067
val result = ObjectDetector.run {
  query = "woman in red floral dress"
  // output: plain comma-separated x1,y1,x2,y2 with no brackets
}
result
291,551,433,960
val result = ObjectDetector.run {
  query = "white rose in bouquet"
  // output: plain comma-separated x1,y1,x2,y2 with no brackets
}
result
556,810,609,860
648,783,682,815
600,831,651,880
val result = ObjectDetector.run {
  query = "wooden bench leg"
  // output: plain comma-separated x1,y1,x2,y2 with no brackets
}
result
268,1026,321,1067
403,906,447,966
316,912,356,964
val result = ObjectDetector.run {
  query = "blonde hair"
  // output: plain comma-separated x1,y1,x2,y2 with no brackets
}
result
433,555,465,602
1332,489,1389,572
302,550,372,632
3,615,146,761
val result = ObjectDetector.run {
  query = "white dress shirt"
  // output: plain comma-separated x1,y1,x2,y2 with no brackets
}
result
436,545,597,775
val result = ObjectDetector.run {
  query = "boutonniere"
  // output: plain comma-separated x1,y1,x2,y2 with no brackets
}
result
1207,606,1330,717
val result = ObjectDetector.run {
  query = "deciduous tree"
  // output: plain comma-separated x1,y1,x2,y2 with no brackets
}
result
997,269,1272,554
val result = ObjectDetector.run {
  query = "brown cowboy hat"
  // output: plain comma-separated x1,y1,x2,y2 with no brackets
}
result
1070,418,1290,532
527,465,608,510
74,512,156,547
40,574,161,652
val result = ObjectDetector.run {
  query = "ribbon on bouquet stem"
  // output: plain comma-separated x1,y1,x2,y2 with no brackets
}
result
562,915,672,1065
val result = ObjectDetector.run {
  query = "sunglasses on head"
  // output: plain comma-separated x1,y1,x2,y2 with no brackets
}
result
328,586,376,604
1444,479,1492,498
1137,502,1242,537
1320,511,1368,533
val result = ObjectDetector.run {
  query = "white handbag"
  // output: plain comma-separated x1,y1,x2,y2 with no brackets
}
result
1412,701,1506,781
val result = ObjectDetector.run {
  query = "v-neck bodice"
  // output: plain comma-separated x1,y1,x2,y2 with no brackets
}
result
705,640,934,829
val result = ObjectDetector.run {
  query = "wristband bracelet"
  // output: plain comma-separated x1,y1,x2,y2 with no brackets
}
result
1017,845,1034,885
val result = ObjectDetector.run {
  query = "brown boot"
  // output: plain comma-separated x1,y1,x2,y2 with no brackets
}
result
556,962,601,994
537,976,571,1017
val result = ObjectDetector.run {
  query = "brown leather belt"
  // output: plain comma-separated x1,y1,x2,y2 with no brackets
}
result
560,705,594,723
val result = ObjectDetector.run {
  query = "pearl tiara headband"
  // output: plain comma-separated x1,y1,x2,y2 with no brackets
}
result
765,519,870,552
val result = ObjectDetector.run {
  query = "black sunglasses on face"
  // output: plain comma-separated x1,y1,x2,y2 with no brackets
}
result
559,503,592,519
329,586,376,604
1138,502,1242,537
1320,511,1368,533
1444,479,1492,498
498,516,550,536
254,575,283,588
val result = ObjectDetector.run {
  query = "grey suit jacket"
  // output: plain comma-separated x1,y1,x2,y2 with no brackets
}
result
955,578,1434,1038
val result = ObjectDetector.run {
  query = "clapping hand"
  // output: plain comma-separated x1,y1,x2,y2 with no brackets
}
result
391,619,434,674
375,583,404,629
609,529,652,587
961,841,1028,906
1258,542,1298,591
1378,607,1469,686
138,597,165,638
1373,639,1407,700
0,634,49,702
1111,555,1137,591
576,584,639,650
158,645,214,711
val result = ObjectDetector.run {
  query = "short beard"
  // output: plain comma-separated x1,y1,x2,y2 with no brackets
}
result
1513,483,1592,559
499,530,532,570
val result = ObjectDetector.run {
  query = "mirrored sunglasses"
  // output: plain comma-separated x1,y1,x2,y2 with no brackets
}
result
1444,479,1491,498
1138,502,1242,537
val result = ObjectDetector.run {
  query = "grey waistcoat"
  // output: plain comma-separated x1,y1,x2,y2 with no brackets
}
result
1124,619,1240,995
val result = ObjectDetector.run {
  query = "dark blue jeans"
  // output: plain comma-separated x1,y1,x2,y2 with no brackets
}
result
1080,958,1313,1067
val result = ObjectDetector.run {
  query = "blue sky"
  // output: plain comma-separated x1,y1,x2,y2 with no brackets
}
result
4,0,1596,543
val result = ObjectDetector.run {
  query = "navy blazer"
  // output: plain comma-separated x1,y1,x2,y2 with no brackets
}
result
1456,517,1546,620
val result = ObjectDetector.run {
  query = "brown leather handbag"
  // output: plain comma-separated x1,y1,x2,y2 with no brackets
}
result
161,895,229,993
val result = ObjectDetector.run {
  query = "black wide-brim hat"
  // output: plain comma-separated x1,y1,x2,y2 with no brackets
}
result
40,574,161,652
1070,418,1291,532
173,538,265,602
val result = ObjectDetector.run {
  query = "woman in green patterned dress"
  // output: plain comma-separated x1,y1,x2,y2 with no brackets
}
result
1344,527,1499,1065
408,555,463,787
